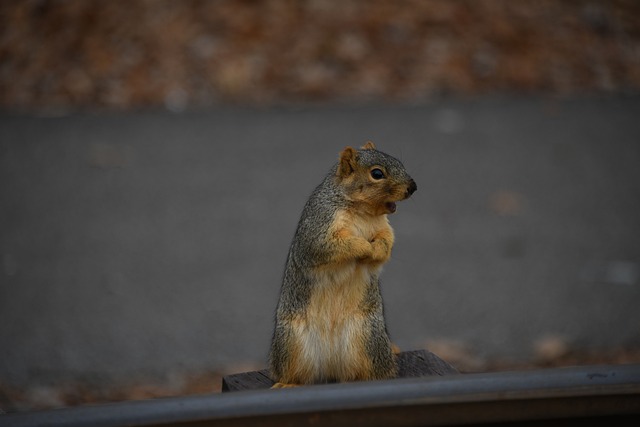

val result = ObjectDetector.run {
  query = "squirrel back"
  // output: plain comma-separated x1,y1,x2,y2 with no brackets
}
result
270,142,416,387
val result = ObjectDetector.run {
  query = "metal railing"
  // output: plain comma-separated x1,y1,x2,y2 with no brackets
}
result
2,364,640,427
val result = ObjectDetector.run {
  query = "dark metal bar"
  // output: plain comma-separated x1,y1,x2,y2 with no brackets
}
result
2,364,640,427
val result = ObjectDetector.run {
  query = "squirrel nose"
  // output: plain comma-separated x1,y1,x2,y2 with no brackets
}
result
407,179,417,196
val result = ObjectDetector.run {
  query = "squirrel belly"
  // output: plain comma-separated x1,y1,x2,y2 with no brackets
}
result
279,211,395,384
293,260,381,383
269,142,416,386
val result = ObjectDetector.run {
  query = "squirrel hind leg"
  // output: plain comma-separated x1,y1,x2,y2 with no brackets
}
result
271,382,301,389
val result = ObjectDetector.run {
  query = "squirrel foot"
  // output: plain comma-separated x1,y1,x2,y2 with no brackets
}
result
391,343,401,354
271,382,300,389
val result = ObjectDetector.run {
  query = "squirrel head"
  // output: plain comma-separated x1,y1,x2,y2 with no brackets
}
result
336,141,417,216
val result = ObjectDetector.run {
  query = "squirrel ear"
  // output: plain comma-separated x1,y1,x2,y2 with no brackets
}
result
338,147,357,178
361,141,376,150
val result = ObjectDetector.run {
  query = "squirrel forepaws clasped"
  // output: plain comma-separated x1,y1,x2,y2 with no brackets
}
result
366,231,393,263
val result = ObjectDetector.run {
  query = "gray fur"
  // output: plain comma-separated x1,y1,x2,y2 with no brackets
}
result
269,147,412,382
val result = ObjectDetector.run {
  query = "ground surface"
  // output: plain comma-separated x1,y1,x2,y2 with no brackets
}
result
1,96,640,411
2,1,640,110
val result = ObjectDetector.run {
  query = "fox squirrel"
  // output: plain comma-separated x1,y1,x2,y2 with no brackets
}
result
269,141,417,388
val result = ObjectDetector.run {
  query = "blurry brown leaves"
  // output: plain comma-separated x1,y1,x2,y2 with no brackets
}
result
1,0,640,110
426,337,640,373
0,371,222,413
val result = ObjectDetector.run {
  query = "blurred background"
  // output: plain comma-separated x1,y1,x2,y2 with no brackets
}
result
1,0,640,413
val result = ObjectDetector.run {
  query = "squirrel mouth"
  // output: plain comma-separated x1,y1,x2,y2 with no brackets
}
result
385,202,397,213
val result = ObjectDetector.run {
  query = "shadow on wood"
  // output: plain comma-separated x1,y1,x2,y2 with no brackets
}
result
222,349,458,392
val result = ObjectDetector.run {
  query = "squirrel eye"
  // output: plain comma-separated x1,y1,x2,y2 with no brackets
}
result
370,168,385,180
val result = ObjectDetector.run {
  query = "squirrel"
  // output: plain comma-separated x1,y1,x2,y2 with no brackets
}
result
269,141,417,388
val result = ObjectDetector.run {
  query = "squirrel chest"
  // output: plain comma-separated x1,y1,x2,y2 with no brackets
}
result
294,210,392,381
311,209,391,311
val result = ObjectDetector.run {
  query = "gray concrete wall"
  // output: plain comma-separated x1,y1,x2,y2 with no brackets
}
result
1,97,640,386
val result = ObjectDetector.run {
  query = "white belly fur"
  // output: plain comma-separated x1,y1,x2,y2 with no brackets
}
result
293,262,371,381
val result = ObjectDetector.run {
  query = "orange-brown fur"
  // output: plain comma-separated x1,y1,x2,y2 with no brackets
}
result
270,142,416,388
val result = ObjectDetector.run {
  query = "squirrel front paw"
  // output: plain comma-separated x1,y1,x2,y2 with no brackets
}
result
368,236,392,263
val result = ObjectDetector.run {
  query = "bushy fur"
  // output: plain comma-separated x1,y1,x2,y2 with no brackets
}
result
269,142,416,387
